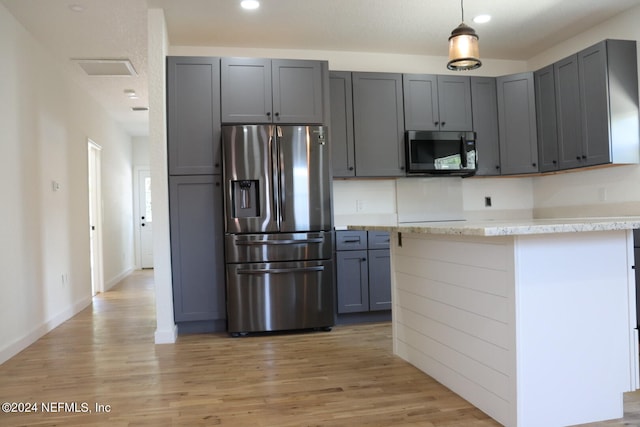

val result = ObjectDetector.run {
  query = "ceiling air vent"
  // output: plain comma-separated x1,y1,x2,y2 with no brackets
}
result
72,58,138,77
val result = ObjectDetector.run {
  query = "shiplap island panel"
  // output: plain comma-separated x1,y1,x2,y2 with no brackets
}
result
349,217,640,427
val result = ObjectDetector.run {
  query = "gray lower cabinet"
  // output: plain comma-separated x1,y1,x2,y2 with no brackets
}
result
336,231,391,315
169,175,226,331
329,71,355,177
403,74,472,131
497,72,539,174
471,77,501,175
352,72,405,177
167,56,221,175
221,57,326,124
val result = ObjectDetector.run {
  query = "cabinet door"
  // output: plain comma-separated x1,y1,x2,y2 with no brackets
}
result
368,249,391,311
352,72,405,177
534,65,559,172
329,71,356,177
403,74,439,131
471,77,501,175
367,231,390,250
437,75,473,131
336,250,369,313
221,57,272,123
169,175,226,322
167,57,221,175
497,72,539,174
555,55,583,170
272,59,324,124
578,41,611,167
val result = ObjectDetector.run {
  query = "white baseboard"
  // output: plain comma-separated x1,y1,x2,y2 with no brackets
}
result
0,295,92,365
104,267,135,291
154,325,178,344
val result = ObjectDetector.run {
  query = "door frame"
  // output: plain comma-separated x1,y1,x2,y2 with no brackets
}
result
133,166,152,269
88,139,104,295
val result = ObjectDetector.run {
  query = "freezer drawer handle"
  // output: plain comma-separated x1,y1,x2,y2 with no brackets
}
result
237,266,325,275
236,238,323,246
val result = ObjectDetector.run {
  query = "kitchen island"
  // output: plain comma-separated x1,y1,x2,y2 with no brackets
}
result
350,218,640,427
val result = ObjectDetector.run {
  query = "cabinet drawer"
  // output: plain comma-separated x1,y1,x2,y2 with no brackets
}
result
367,231,390,249
336,230,367,250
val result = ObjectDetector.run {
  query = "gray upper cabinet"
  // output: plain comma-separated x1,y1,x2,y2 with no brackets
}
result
555,54,584,170
352,72,405,177
535,64,559,172
497,72,539,174
579,40,639,166
403,74,472,131
534,39,639,172
471,77,501,175
169,175,226,323
167,56,221,175
221,57,326,124
329,71,356,177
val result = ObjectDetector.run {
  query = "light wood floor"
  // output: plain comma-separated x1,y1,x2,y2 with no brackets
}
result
2,270,640,426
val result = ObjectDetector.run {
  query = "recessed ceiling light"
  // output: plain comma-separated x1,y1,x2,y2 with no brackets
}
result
68,4,85,12
473,14,491,24
241,0,260,10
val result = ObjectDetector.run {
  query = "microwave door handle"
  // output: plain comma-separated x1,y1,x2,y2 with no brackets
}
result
460,136,468,168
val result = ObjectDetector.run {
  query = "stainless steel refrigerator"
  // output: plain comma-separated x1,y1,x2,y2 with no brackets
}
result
222,124,334,335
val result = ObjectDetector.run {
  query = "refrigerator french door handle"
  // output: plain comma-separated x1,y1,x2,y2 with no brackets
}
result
269,127,279,226
237,266,325,275
277,125,286,225
235,238,324,246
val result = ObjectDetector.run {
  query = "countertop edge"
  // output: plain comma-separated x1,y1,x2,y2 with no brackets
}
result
346,217,640,237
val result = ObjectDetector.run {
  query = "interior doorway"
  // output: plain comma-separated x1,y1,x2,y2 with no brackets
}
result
134,167,154,269
88,140,104,296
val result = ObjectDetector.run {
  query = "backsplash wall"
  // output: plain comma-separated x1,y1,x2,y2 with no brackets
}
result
332,176,534,227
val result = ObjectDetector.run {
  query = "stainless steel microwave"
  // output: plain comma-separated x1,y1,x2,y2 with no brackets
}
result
405,130,477,176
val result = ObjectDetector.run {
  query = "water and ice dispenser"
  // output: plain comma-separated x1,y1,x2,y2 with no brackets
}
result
231,180,259,218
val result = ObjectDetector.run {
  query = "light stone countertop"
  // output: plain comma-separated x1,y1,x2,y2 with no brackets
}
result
347,217,640,237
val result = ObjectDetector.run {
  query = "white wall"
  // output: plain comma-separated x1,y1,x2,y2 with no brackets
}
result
528,5,640,218
148,9,177,344
132,136,150,167
0,3,135,364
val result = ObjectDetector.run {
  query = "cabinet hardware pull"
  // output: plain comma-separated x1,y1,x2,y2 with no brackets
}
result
236,238,323,246
237,266,324,275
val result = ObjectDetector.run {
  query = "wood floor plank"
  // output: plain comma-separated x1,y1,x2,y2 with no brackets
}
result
0,270,639,426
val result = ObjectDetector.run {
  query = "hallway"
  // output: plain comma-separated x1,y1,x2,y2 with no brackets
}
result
0,270,639,426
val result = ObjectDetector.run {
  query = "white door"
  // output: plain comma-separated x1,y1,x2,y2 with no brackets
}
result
138,169,154,268
88,140,104,295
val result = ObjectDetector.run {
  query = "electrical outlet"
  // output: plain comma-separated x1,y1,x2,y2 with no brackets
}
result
484,196,492,207
356,200,365,212
597,187,607,202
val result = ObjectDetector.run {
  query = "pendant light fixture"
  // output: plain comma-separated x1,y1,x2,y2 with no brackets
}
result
447,0,481,71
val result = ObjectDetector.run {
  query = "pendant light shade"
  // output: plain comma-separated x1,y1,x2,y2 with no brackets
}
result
447,1,481,71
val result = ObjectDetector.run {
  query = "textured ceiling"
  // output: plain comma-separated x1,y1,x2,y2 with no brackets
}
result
2,0,639,137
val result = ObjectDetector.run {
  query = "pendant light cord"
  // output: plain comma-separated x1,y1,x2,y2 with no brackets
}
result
461,0,465,22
